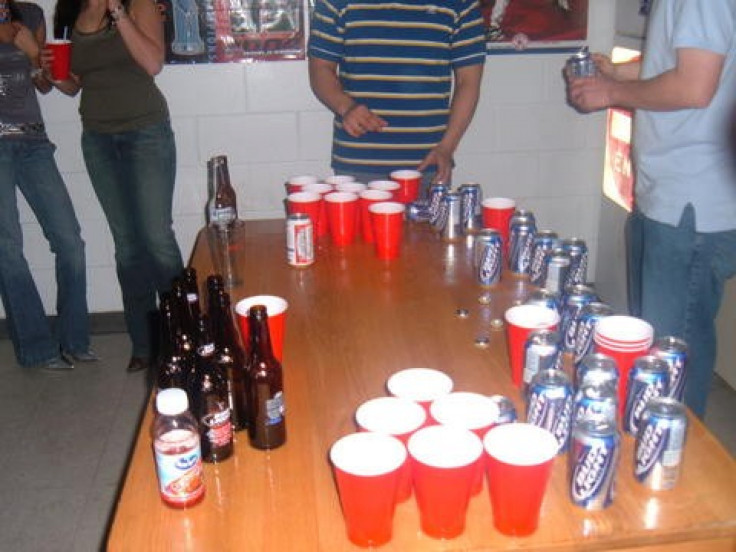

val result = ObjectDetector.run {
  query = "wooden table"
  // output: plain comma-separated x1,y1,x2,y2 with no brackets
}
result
108,219,736,551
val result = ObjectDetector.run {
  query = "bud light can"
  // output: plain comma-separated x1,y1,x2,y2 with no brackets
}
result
523,329,562,388
510,209,536,228
561,238,589,288
634,397,687,490
525,288,561,313
509,223,536,276
428,184,448,226
566,47,597,78
544,248,571,294
474,229,502,287
649,336,688,402
530,231,559,286
439,192,462,241
576,352,619,391
570,417,619,510
527,369,574,454
459,183,482,234
285,213,314,267
573,302,614,365
623,355,670,435
560,284,598,353
489,394,517,424
572,382,618,427
407,201,430,222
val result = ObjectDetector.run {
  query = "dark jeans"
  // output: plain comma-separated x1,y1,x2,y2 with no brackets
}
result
82,120,183,358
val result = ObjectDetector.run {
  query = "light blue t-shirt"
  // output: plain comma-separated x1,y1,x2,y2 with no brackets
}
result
634,0,736,232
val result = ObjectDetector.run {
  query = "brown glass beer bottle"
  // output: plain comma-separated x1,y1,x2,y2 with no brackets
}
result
157,293,189,393
208,155,238,227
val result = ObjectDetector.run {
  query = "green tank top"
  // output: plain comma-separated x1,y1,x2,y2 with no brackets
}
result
71,26,168,133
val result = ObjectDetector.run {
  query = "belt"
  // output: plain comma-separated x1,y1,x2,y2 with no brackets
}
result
0,122,46,137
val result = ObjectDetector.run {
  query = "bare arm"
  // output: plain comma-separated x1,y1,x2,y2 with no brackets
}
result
568,48,723,113
111,0,165,76
418,63,484,183
29,21,53,94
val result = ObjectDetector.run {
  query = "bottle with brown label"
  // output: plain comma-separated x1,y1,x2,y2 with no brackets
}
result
207,155,238,227
246,305,286,450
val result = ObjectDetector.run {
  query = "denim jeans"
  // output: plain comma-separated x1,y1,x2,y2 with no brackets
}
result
82,120,183,358
627,206,736,418
0,139,90,366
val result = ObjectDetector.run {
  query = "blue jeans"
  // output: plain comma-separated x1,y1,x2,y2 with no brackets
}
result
82,120,183,358
627,206,736,418
0,139,90,366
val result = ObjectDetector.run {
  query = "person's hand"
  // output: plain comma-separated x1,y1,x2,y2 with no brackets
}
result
418,143,453,185
567,75,614,113
591,53,615,79
341,103,387,138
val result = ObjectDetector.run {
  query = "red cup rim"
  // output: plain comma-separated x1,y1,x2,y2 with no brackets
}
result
408,425,483,467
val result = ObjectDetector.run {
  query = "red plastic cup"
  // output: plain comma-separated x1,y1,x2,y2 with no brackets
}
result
390,170,422,204
429,392,499,495
482,197,516,250
324,174,355,187
358,190,392,243
355,396,427,502
368,201,405,260
330,432,407,548
408,425,484,539
286,191,321,230
324,191,359,246
504,305,560,388
234,295,288,361
367,180,401,199
335,183,366,235
285,174,318,194
47,39,72,81
386,367,454,416
302,183,333,238
484,423,558,536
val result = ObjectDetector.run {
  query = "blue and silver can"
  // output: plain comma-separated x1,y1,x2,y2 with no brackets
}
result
428,184,449,227
570,417,619,510
623,355,670,435
407,201,430,222
561,238,589,288
530,230,559,286
560,284,598,353
489,394,517,424
573,302,614,365
649,336,688,402
575,352,619,391
572,382,618,426
474,229,503,287
525,288,561,313
566,47,597,78
509,223,536,276
523,329,562,388
543,247,571,294
634,397,688,490
439,192,462,241
527,369,574,454
459,183,482,234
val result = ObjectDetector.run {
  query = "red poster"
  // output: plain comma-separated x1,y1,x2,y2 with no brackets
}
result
603,108,634,212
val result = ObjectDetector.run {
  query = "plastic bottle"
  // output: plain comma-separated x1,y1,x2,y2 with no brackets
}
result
153,388,206,508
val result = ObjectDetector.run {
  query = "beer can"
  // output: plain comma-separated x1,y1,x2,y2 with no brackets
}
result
573,302,614,365
525,288,561,313
560,284,598,353
572,382,617,427
527,369,574,454
523,329,562,388
544,248,571,294
570,417,619,510
489,394,517,424
439,192,462,241
285,213,314,267
474,229,502,287
623,355,670,435
634,397,688,491
530,231,559,286
407,201,431,222
509,209,536,229
509,223,536,276
649,336,688,402
459,183,482,234
566,47,597,78
428,184,449,226
561,238,589,288
575,352,619,391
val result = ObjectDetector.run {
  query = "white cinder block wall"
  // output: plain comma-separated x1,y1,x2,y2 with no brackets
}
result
4,1,615,317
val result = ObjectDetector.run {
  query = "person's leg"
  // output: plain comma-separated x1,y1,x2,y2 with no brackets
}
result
17,140,91,356
625,209,644,317
0,141,58,366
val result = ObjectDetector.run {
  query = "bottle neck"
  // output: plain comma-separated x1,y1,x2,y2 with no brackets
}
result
249,311,276,362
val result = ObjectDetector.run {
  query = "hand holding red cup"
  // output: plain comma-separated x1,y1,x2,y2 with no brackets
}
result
45,39,72,81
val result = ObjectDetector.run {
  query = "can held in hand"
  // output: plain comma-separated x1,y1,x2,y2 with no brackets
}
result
575,352,619,391
570,417,619,510
474,229,502,287
544,247,571,294
561,238,589,288
573,302,614,365
623,355,670,435
634,397,687,491
649,336,688,402
459,183,482,234
489,394,517,424
523,329,562,388
530,231,559,286
527,369,574,454
286,213,314,267
572,382,617,427
560,284,598,353
567,47,597,78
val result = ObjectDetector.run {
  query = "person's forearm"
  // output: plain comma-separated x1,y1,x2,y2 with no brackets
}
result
438,64,483,153
113,4,164,75
308,57,356,117
612,59,641,81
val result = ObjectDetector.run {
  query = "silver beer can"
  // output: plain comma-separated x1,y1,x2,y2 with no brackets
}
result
544,247,571,294
459,183,482,234
567,47,597,78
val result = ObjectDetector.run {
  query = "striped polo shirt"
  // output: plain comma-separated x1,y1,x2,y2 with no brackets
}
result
308,0,486,176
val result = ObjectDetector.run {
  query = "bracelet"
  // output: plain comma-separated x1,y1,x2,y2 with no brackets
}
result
110,4,127,21
340,102,358,118
30,67,44,80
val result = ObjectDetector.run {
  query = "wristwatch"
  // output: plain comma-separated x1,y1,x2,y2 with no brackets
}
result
110,4,127,21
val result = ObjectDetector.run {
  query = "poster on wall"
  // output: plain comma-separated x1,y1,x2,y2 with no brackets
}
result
481,0,589,53
158,0,306,64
